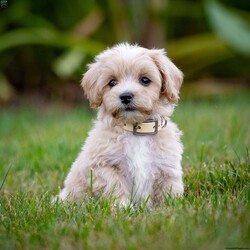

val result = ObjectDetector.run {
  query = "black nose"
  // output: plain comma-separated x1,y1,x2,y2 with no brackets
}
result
120,92,134,105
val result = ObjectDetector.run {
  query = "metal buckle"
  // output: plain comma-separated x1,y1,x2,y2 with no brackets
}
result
161,117,167,128
133,120,159,135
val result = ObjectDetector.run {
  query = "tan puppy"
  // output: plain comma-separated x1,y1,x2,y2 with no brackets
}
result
58,43,184,207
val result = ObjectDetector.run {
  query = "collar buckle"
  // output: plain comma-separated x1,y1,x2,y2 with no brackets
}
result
133,120,159,135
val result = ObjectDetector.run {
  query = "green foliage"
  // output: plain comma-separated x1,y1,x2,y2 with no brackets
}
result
0,93,249,249
0,0,250,99
167,33,234,78
205,0,250,55
0,27,106,56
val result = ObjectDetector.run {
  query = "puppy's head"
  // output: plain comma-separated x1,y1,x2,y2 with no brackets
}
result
81,43,183,123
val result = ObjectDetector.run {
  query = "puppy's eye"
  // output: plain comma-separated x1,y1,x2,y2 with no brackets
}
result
108,79,117,87
140,76,151,86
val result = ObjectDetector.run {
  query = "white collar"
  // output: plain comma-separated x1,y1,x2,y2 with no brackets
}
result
123,117,167,135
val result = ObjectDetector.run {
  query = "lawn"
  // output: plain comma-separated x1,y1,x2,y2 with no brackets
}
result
0,92,249,250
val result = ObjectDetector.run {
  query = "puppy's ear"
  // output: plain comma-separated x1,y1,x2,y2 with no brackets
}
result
81,62,102,108
150,49,183,104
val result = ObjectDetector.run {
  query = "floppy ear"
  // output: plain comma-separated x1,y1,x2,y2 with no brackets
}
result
81,62,103,108
150,49,183,104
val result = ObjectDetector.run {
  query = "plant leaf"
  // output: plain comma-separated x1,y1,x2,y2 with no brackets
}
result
0,28,106,56
205,0,250,56
53,48,85,78
167,33,234,77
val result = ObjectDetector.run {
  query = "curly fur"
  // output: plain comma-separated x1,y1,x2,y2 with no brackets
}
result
57,43,184,207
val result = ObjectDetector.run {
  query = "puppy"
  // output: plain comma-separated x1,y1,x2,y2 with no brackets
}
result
58,43,184,207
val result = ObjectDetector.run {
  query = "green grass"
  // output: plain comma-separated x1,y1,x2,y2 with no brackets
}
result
0,93,249,250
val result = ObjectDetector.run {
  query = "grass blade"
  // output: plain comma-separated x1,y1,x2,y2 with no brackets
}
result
0,166,11,192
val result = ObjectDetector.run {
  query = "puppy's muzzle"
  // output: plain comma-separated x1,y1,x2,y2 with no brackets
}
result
120,92,134,105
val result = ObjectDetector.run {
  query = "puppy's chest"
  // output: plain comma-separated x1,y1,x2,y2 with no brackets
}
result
122,135,156,178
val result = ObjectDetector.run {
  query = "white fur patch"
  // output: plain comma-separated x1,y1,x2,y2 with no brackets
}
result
123,134,154,202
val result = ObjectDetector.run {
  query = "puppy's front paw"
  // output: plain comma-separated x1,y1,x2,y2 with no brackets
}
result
113,198,133,209
52,188,72,203
51,195,61,204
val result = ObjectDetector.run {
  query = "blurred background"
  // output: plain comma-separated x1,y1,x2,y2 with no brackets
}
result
0,0,249,106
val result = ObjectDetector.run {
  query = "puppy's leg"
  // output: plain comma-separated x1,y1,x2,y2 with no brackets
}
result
58,153,89,202
90,166,131,206
58,157,131,206
163,175,184,196
153,170,184,203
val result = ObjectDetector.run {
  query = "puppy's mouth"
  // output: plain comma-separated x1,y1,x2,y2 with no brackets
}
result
124,106,136,112
119,103,137,112
112,104,152,121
